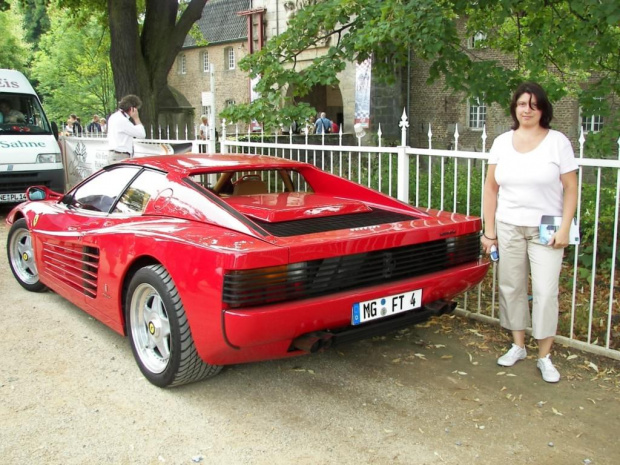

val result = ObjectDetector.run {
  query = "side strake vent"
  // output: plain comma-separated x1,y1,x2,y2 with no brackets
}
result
42,243,100,298
223,232,481,308
252,208,418,237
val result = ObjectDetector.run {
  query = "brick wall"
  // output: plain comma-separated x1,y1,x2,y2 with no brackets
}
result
407,22,601,152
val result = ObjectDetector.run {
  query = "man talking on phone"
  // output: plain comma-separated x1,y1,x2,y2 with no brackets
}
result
107,94,147,163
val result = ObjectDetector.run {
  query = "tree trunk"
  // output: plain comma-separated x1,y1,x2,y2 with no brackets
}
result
107,0,207,132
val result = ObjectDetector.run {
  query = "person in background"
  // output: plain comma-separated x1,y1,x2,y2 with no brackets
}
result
87,115,102,135
199,114,209,140
107,94,146,163
314,112,332,134
99,118,107,134
331,120,339,134
64,118,74,136
306,115,316,135
69,114,83,136
481,82,578,383
0,99,25,123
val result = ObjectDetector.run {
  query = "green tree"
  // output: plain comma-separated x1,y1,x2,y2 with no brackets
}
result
222,0,620,131
2,0,208,129
16,0,50,47
0,3,29,70
105,0,207,130
29,7,115,124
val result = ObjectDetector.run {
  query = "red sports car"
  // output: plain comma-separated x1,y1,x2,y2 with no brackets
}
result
6,154,489,387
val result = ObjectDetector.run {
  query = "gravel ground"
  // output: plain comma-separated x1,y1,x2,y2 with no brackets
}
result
1,207,619,465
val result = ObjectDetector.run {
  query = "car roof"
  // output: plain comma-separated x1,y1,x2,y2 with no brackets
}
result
121,153,306,176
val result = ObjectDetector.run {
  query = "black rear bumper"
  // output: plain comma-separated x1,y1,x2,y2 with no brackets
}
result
290,299,456,353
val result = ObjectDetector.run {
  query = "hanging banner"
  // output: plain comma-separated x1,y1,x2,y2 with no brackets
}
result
354,58,372,128
250,75,262,132
133,141,193,157
63,137,109,189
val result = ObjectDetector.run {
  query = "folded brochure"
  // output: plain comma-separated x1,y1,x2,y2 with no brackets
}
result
539,215,580,245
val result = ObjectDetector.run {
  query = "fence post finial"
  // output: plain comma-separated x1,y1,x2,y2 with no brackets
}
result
399,109,409,146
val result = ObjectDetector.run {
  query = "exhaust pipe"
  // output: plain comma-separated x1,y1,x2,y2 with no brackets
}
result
291,332,333,353
424,299,457,315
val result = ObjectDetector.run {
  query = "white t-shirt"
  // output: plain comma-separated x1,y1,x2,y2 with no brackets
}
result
107,109,146,154
488,129,578,227
199,123,209,140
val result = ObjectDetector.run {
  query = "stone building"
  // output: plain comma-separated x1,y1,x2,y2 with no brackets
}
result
166,0,251,137
167,1,613,150
167,0,405,140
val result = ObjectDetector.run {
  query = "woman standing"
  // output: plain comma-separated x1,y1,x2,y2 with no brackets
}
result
481,82,578,383
199,115,209,140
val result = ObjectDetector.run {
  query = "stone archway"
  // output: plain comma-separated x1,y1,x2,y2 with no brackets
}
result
288,83,344,131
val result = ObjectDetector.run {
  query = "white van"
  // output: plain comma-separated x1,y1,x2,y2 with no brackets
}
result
0,69,64,203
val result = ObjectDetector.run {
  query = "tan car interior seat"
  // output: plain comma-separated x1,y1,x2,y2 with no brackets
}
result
232,178,268,195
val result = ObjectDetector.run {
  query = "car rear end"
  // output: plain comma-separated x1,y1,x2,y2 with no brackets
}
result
199,188,488,365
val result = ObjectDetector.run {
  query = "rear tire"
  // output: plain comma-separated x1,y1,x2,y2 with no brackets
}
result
7,218,47,292
126,264,222,387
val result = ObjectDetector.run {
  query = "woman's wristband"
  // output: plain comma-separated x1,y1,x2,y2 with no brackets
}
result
483,233,497,240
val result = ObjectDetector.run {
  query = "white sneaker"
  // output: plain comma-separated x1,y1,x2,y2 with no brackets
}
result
497,343,527,367
537,354,560,383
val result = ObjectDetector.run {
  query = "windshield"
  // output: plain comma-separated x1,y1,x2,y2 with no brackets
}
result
0,93,53,135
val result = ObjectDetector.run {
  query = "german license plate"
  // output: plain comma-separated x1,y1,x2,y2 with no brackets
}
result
0,192,26,203
352,289,423,325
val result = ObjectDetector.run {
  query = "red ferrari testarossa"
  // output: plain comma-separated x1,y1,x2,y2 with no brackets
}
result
6,154,489,387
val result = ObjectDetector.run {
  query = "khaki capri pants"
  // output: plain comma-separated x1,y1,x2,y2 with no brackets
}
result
496,221,564,340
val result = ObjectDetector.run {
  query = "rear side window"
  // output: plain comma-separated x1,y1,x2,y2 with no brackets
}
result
188,169,314,196
113,170,167,214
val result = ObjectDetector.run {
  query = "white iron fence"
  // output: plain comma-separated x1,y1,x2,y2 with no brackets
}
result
219,113,620,361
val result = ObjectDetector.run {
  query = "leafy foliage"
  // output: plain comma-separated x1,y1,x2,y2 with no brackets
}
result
0,3,28,70
29,6,115,124
16,0,50,47
223,0,620,129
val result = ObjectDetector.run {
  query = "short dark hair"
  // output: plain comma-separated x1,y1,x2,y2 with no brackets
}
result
510,82,553,130
118,94,142,112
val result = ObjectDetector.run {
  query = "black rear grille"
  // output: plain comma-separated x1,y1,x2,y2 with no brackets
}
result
223,232,481,308
253,208,418,237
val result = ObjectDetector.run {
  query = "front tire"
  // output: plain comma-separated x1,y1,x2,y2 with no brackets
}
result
7,218,47,292
126,265,221,387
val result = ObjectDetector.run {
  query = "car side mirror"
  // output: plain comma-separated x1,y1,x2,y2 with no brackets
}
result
26,185,63,201
51,121,59,141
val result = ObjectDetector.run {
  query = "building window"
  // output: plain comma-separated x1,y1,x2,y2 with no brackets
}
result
201,106,212,121
225,99,236,107
581,114,604,133
226,48,236,70
467,32,487,49
177,54,186,75
581,98,605,133
202,51,209,73
468,98,486,130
